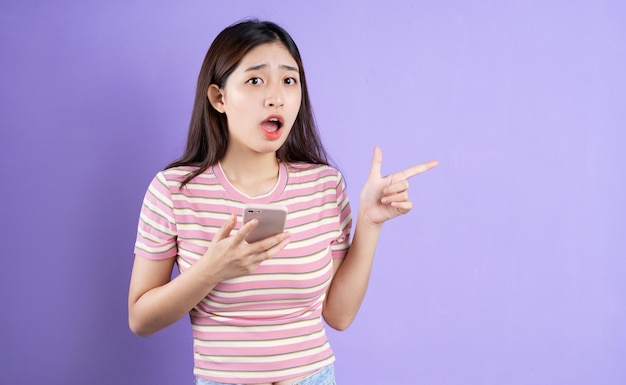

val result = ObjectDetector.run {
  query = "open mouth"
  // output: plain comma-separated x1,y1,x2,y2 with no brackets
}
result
262,116,283,132
260,115,284,139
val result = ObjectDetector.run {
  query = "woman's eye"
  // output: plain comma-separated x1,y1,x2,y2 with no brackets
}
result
284,77,297,85
247,77,262,85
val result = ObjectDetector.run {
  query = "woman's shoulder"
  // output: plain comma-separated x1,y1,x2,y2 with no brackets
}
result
151,165,215,187
286,162,340,176
285,162,345,185
160,165,200,175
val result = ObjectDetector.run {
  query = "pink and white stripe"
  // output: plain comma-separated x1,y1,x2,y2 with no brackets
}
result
135,162,351,384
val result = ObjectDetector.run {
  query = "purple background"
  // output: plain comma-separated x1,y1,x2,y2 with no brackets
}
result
1,1,625,384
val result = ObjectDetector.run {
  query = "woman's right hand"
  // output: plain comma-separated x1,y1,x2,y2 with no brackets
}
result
200,214,291,282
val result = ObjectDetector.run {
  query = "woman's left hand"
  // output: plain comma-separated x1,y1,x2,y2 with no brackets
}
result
359,146,438,225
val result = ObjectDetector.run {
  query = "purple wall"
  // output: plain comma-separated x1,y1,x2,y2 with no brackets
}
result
1,1,624,384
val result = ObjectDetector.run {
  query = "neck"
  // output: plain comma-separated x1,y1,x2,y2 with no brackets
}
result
220,151,280,197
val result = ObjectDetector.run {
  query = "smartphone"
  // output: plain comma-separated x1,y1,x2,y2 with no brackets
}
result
242,204,288,243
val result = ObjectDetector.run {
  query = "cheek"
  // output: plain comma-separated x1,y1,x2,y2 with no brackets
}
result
224,86,258,108
226,93,251,112
289,92,303,115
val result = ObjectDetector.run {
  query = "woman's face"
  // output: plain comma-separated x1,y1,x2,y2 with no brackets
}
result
209,42,302,157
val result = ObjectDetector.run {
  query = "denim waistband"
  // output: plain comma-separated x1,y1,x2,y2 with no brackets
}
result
195,363,336,385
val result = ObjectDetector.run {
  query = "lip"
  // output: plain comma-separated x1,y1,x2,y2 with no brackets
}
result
260,114,285,140
263,114,284,127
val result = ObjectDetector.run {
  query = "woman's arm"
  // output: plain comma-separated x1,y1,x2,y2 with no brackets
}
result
322,215,381,330
128,215,291,337
323,147,438,330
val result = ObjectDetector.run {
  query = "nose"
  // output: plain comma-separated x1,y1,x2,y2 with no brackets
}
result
264,81,284,108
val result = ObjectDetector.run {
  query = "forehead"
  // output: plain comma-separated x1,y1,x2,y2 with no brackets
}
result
237,42,299,70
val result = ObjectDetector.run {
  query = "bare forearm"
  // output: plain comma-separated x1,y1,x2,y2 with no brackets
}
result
129,258,220,337
323,213,382,330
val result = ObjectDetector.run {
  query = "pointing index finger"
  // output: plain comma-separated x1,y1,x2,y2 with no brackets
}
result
393,160,439,181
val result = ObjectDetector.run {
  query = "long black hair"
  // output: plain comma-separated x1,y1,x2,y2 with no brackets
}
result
167,19,329,187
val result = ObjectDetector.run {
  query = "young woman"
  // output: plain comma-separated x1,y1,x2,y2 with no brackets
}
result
128,20,437,385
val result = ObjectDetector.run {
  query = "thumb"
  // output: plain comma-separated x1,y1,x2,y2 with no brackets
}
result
368,146,383,179
212,214,236,243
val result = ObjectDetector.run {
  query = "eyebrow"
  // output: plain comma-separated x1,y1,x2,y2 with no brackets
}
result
244,64,299,72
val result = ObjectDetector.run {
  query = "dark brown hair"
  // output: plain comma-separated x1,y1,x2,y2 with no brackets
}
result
167,19,329,186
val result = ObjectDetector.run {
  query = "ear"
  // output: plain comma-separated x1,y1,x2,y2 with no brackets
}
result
207,84,225,113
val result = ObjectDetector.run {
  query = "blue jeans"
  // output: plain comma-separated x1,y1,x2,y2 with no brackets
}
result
195,364,336,385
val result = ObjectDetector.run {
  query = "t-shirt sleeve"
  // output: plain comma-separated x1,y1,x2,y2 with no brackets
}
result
330,171,352,259
134,172,178,260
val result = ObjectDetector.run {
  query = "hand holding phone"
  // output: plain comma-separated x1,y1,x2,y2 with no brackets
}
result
242,204,288,243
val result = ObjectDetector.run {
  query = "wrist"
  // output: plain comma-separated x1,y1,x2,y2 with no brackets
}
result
194,252,225,286
356,209,384,231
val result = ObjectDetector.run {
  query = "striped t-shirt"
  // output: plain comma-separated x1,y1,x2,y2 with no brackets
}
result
134,162,352,384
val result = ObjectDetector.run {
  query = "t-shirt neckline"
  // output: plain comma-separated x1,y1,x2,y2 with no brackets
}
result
212,161,287,203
